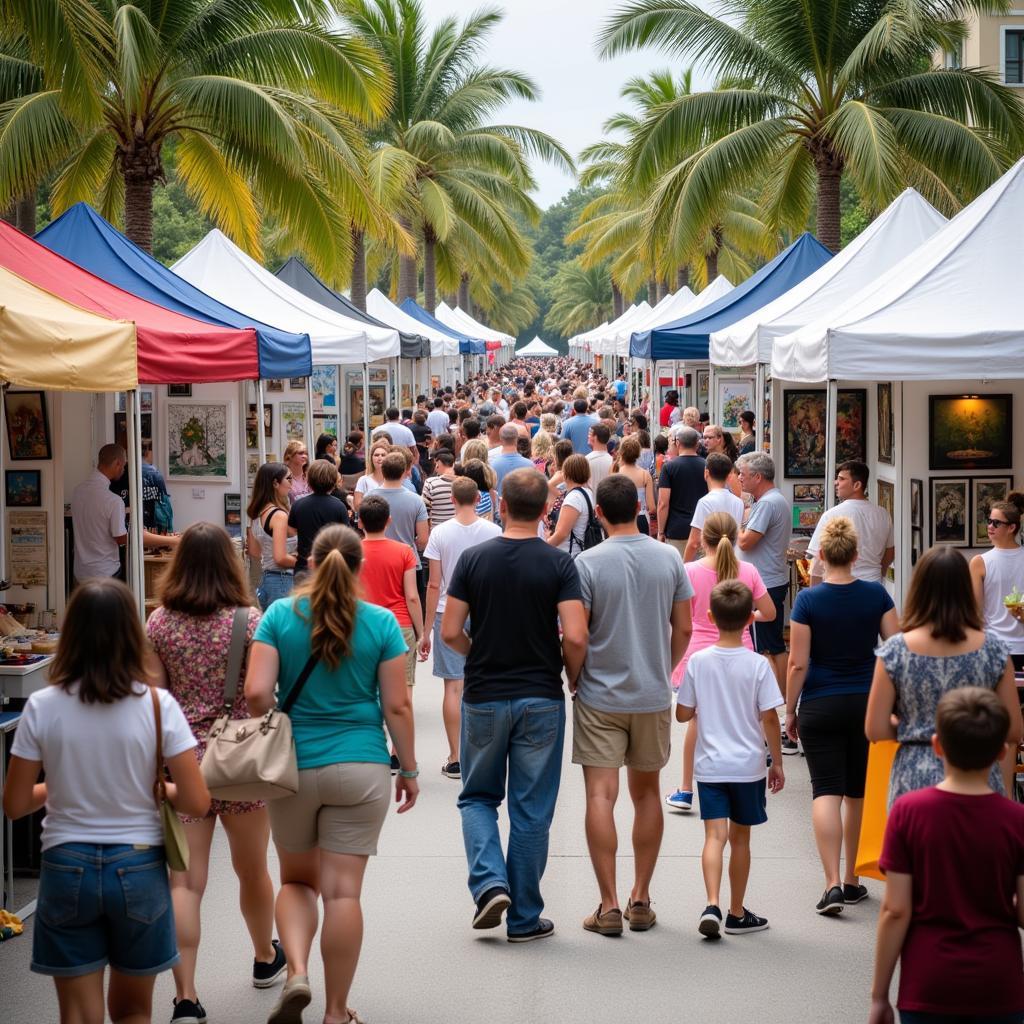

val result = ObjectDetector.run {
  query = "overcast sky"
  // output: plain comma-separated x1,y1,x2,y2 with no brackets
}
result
415,0,714,209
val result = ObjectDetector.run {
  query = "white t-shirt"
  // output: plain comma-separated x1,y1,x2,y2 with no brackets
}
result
373,421,416,448
690,487,746,534
422,516,502,612
11,682,196,850
586,451,613,490
427,410,451,438
70,469,127,581
808,498,894,583
558,487,594,557
678,646,783,782
488,444,503,462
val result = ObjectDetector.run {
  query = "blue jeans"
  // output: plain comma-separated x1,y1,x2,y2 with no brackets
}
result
256,569,294,611
457,697,565,934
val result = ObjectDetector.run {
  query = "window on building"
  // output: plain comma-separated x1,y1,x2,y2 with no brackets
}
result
1006,30,1024,84
943,44,962,69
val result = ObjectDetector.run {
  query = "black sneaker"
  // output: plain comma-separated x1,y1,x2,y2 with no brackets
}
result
698,904,722,938
442,759,461,779
390,754,400,775
252,939,287,988
725,908,769,934
472,886,511,929
781,732,799,756
171,998,207,1024
507,918,554,943
843,883,869,905
816,886,845,916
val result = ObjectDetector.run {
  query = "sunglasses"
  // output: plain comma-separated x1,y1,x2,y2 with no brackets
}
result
987,517,1010,527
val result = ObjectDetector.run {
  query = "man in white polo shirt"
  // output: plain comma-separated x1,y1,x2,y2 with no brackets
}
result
71,444,128,582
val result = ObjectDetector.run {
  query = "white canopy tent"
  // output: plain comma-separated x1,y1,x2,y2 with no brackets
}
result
606,287,695,355
517,336,559,357
571,304,637,351
366,289,458,357
436,301,514,345
591,303,651,356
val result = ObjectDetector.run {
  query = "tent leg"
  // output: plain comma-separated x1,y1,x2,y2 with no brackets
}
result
238,381,250,545
362,363,372,439
256,380,268,465
305,377,315,454
754,362,766,452
396,357,402,412
825,379,838,511
125,389,146,620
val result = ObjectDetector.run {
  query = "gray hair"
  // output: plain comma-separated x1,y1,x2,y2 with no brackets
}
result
672,426,700,450
736,450,775,481
499,423,520,444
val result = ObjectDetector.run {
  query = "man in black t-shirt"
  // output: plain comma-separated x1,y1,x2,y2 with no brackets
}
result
656,426,707,559
443,468,587,943
287,459,350,574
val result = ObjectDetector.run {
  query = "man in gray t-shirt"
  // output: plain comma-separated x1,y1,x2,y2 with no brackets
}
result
571,475,693,935
367,453,428,569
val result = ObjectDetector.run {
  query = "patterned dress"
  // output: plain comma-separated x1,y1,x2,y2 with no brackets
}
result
878,631,1009,805
147,605,264,819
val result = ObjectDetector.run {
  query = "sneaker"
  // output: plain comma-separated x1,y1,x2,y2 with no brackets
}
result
665,789,692,811
442,759,461,779
843,883,869,905
815,886,845,916
390,754,400,775
724,908,769,934
472,886,511,929
781,733,799,756
171,998,207,1024
267,974,312,1024
583,904,623,936
624,899,656,931
253,939,287,988
507,918,554,943
698,904,722,938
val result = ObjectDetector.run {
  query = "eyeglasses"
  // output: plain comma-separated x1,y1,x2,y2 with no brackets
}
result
987,517,1010,527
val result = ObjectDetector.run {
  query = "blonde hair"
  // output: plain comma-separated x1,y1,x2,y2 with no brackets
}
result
461,438,489,464
540,413,558,435
819,515,858,567
294,524,362,670
702,511,739,581
532,431,553,460
283,440,308,478
365,439,393,478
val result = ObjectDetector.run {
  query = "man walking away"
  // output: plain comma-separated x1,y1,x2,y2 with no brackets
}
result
574,476,693,936
657,427,707,560
442,469,587,942
585,424,614,491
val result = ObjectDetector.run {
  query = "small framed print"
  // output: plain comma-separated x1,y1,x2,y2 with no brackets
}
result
930,477,969,547
167,384,192,398
911,527,923,567
5,390,51,461
971,477,1013,547
289,377,307,390
5,469,41,507
246,454,259,487
246,403,272,449
223,493,241,539
910,479,923,529
265,379,284,393
877,382,894,465
793,483,825,504
140,388,154,414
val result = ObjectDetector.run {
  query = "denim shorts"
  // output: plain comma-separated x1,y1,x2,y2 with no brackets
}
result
697,779,768,826
32,843,178,978
256,569,294,611
432,615,467,680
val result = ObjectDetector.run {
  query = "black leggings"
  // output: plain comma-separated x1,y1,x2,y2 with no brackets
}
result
798,692,870,799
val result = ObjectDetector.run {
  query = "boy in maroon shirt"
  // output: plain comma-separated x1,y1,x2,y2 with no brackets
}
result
870,686,1024,1024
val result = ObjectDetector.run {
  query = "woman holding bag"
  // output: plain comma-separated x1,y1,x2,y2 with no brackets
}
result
147,523,284,1024
2,579,209,1024
245,524,418,1024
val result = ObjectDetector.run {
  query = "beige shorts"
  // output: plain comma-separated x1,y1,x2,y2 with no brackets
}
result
572,700,672,772
268,762,391,855
401,626,417,686
666,538,688,560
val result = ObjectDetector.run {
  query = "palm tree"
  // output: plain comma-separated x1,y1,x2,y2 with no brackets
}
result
0,0,391,275
338,0,574,310
599,0,1024,252
545,259,614,338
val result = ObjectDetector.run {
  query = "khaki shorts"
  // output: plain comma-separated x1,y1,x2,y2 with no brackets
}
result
401,626,417,686
572,700,672,772
268,762,391,855
666,538,688,560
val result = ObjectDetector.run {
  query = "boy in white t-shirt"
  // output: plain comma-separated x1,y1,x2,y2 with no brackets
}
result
676,579,785,938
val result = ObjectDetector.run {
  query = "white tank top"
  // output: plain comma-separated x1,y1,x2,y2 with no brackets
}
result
981,546,1024,654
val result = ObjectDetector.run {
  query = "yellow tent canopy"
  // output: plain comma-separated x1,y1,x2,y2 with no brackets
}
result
0,266,137,392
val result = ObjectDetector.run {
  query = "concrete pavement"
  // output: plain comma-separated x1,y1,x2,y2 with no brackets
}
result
2,660,882,1024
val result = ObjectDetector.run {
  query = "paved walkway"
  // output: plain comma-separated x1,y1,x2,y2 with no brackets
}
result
2,660,882,1024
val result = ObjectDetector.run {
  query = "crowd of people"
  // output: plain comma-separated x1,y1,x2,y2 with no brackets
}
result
5,356,1024,1024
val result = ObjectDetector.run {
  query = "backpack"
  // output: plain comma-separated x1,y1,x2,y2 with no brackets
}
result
154,491,173,534
570,487,604,554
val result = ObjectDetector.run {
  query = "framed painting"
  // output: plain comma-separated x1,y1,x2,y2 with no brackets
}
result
265,379,284,393
166,402,230,480
246,403,272,449
717,378,754,434
167,383,191,398
783,389,826,478
911,527,923,567
971,476,1013,547
314,414,338,439
877,382,894,465
5,469,41,507
697,370,710,413
289,377,307,390
280,402,307,443
929,394,1012,470
223,493,241,539
246,454,259,487
877,479,895,579
910,478,923,529
930,477,969,547
836,389,867,464
5,391,51,461
793,483,825,504
311,366,337,413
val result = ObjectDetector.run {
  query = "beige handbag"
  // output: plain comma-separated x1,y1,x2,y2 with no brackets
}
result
200,608,317,802
150,687,189,872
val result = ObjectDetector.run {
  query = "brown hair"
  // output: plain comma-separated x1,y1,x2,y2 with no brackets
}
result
902,546,982,642
704,451,733,483
553,438,574,469
451,476,479,506
246,461,288,521
991,491,1024,538
819,515,858,568
293,524,363,670
702,511,739,582
562,453,591,486
158,522,253,615
307,458,340,495
936,686,1010,771
709,579,753,632
51,579,148,704
381,452,407,482
502,468,549,521
617,435,641,465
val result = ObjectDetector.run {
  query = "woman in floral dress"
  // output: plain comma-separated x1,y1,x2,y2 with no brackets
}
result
147,523,285,1023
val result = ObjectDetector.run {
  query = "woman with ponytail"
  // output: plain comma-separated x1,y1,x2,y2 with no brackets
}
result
245,524,418,1024
971,491,1024,669
665,513,777,813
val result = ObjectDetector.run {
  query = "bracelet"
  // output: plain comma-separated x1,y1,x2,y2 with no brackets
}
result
399,768,420,779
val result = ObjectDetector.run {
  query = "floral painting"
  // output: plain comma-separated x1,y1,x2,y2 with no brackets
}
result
783,389,826,478
167,403,229,479
717,379,753,434
930,478,969,547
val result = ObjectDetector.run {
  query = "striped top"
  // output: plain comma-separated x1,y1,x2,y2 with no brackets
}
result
422,475,456,527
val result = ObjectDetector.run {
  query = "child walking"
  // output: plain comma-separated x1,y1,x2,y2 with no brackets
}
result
870,687,1024,1024
676,579,785,938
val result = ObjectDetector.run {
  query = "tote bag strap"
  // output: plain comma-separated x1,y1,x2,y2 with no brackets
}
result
150,686,166,808
220,607,252,712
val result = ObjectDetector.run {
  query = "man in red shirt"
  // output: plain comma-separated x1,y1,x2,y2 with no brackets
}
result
659,389,679,429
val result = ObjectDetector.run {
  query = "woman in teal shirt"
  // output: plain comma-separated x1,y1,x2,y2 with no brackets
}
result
246,524,418,1024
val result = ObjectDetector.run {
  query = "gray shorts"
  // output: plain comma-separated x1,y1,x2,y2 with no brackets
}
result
432,615,466,680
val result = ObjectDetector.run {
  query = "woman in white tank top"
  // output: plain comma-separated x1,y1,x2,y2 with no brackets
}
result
970,491,1024,667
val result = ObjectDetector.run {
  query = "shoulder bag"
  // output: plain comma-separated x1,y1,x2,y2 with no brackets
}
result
200,607,318,802
150,686,189,872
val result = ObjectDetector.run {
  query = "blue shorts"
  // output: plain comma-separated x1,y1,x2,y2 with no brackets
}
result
432,614,467,680
697,779,767,826
256,569,294,611
752,584,788,655
32,843,178,978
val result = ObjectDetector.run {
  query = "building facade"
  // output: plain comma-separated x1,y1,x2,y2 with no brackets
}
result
944,10,1024,85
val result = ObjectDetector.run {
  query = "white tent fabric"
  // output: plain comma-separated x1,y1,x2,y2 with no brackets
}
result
592,302,651,355
366,289,458,357
571,305,637,349
620,277,734,356
713,190,945,368
606,288,693,353
435,302,515,346
593,296,672,353
517,336,559,356
173,230,400,363
570,321,607,351
772,159,1024,382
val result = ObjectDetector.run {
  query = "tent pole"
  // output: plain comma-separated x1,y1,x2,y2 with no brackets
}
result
125,389,145,620
396,357,402,412
362,363,371,440
238,381,250,543
755,362,766,452
256,380,268,465
825,379,838,511
305,376,314,455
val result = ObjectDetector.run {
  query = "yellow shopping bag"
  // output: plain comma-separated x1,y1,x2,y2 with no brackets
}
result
855,740,899,882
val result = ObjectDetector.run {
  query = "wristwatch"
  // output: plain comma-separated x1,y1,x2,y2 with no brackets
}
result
399,767,420,779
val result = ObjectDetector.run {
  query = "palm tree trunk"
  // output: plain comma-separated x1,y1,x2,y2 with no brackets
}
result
124,173,155,252
612,283,623,319
15,192,34,234
814,147,843,253
423,227,437,313
705,225,723,283
2,203,15,226
458,272,470,310
676,265,689,291
647,275,658,305
350,225,367,311
398,216,418,302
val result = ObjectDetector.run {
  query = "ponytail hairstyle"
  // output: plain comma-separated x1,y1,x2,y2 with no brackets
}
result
991,491,1024,540
702,511,739,582
294,524,363,670
819,515,858,567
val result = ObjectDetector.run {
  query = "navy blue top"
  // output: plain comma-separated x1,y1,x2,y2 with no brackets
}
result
790,580,894,701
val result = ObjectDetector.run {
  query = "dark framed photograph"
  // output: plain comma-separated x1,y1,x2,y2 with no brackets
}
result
5,469,41,507
246,403,272,449
836,388,867,464
167,384,192,398
783,389,826,478
793,483,825,504
910,478,923,529
4,390,51,461
877,479,895,581
971,477,1013,547
289,377,307,390
911,527,923,567
877,382,894,465
266,379,284,393
930,477,970,547
224,493,241,539
929,394,1012,470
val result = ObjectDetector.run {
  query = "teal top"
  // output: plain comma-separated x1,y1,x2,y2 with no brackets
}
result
254,597,407,770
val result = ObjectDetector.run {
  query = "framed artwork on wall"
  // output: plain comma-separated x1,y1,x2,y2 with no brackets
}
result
114,413,153,454
717,378,754,435
4,391,51,461
836,388,867,464
246,454,259,487
311,366,337,413
289,377,307,390
929,394,1012,470
877,479,895,580
930,477,969,547
223,493,241,539
5,469,41,507
793,483,825,504
911,527,923,566
167,383,191,398
166,402,230,481
971,477,1013,547
697,370,710,413
246,403,272,449
910,478,923,529
265,379,284,393
877,382,894,465
280,402,307,443
783,389,826,478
